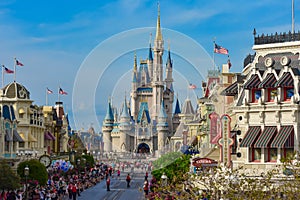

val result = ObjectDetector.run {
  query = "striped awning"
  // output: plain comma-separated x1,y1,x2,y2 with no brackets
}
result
254,126,277,148
258,74,277,88
275,72,293,87
5,129,13,142
270,126,294,148
221,82,238,96
44,131,56,141
239,126,261,147
13,130,24,142
244,74,261,89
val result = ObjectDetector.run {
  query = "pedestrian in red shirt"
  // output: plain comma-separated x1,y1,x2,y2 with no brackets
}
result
106,177,111,191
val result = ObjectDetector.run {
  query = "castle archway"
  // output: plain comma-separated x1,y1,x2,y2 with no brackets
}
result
137,143,150,153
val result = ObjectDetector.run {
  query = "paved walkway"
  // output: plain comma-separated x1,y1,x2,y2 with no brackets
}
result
77,169,149,200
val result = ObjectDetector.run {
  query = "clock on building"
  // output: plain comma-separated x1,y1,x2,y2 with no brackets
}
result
39,155,51,168
264,57,274,67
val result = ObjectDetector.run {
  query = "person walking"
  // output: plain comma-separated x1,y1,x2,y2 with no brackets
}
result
117,169,120,179
143,180,149,197
71,183,77,200
126,174,131,188
106,177,111,191
145,171,148,180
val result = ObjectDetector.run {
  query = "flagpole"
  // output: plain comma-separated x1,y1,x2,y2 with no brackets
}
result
13,57,16,82
292,0,295,33
58,87,60,102
2,65,4,88
213,39,216,70
46,88,48,106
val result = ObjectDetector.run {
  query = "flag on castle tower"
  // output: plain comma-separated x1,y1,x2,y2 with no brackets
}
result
16,59,24,66
227,55,232,69
3,65,14,74
214,43,228,55
189,83,197,89
59,88,68,95
47,88,53,94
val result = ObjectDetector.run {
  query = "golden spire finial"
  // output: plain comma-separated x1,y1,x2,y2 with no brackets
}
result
134,52,137,72
155,2,163,41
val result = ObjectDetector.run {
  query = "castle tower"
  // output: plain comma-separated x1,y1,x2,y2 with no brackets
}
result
130,54,138,120
102,99,113,152
164,48,174,133
172,98,181,133
152,3,164,120
119,97,131,152
157,100,169,155
148,43,153,80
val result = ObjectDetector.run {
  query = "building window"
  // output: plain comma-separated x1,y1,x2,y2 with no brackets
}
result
252,89,261,102
268,88,277,102
251,148,261,162
19,142,25,148
284,87,294,101
281,148,294,158
268,148,277,162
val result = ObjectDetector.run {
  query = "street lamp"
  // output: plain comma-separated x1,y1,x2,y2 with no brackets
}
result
161,172,168,187
24,165,29,200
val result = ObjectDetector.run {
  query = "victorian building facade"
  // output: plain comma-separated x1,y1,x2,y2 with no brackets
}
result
223,31,300,169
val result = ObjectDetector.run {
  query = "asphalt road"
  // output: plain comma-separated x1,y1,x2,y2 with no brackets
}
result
78,169,149,200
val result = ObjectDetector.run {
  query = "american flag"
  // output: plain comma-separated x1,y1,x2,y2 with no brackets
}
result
16,59,24,66
189,83,197,89
59,88,68,95
3,65,14,74
47,88,53,94
214,43,229,55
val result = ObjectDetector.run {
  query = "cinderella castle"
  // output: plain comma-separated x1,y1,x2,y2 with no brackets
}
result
102,6,181,156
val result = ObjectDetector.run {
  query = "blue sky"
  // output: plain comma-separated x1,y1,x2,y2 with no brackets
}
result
0,0,298,132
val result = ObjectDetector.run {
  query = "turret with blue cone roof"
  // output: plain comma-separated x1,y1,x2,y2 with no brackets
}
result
102,98,114,152
157,100,169,156
119,97,131,152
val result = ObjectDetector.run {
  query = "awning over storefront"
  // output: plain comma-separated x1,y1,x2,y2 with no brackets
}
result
258,73,277,88
221,82,238,96
5,129,13,142
254,126,277,148
239,126,261,147
20,132,37,142
13,130,24,142
244,74,261,89
275,72,293,87
270,126,294,148
44,131,56,140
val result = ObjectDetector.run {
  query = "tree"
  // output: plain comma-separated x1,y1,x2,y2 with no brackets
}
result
0,160,21,191
17,159,48,186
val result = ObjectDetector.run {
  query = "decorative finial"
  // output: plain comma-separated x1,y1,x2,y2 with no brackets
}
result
155,1,163,40
149,32,152,45
253,28,256,36
168,39,170,51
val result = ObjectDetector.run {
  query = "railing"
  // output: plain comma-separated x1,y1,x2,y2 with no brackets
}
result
254,31,300,45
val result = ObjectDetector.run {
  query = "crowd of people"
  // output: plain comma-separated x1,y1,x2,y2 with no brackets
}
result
0,160,153,200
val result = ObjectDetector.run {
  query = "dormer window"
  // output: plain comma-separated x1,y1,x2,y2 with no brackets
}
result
268,88,277,102
284,87,294,101
252,89,261,103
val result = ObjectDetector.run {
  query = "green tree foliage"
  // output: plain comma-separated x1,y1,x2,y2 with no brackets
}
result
17,159,48,186
82,154,94,168
0,160,21,191
152,152,191,183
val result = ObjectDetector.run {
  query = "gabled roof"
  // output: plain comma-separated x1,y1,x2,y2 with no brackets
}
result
137,102,151,123
174,98,181,114
181,99,194,115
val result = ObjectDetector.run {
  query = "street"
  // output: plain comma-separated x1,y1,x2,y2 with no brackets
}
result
78,168,149,200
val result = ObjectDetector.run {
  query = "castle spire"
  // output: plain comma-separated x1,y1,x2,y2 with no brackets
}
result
134,52,137,72
155,2,163,41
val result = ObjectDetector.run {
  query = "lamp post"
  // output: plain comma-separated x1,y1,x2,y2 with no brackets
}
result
161,172,168,187
24,165,29,200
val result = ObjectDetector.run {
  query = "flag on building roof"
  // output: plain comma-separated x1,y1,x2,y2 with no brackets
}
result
59,88,68,95
2,65,14,74
16,59,24,66
47,88,53,94
214,43,229,55
189,83,197,89
227,55,232,69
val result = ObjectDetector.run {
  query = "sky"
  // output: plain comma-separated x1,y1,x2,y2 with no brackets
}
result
0,0,298,132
